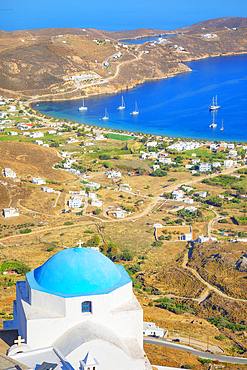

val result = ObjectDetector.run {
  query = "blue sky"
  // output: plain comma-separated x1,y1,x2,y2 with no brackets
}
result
1,0,247,31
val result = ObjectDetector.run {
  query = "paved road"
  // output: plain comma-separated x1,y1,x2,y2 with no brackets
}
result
144,338,247,364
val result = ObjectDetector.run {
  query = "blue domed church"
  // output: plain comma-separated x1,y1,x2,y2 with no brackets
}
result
4,247,151,370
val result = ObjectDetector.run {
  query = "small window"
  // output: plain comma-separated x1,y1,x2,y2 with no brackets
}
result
82,301,92,313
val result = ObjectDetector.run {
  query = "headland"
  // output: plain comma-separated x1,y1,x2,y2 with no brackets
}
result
0,17,247,103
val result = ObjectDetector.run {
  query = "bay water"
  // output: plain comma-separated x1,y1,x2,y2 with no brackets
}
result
34,54,247,142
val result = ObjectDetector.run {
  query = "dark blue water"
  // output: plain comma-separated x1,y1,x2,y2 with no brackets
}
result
33,54,247,141
1,0,247,32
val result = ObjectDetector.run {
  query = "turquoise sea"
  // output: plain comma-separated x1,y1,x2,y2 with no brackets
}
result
34,54,247,142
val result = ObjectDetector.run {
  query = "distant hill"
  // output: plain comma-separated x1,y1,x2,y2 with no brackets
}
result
176,17,247,33
0,17,247,99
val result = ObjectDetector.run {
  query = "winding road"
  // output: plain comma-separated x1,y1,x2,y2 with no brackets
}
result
144,338,247,364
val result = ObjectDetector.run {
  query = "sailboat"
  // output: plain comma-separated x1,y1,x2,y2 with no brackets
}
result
102,108,109,120
209,113,217,128
117,96,125,110
209,95,220,111
220,119,224,131
78,97,88,111
131,101,139,115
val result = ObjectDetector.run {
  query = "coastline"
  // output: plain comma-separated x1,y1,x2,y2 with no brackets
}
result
27,49,247,106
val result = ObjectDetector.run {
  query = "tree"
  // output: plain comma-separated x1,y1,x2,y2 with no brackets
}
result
93,208,102,215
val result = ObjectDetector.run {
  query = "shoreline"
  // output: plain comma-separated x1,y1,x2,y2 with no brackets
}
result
26,50,247,106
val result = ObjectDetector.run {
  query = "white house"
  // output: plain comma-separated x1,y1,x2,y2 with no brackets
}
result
192,159,200,164
29,132,44,138
195,235,217,243
94,134,106,141
91,199,103,207
2,168,16,178
42,187,55,193
3,207,19,218
224,160,234,168
35,140,43,145
68,195,83,208
212,162,221,168
199,163,211,172
143,322,164,337
196,191,207,198
146,141,157,148
105,171,121,179
32,177,46,185
159,157,172,165
185,206,197,212
8,105,16,112
153,165,160,171
228,149,238,158
179,233,193,241
9,131,18,136
172,190,184,201
4,247,149,370
183,197,194,204
88,192,97,200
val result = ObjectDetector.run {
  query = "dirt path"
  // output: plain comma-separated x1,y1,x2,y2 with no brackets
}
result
182,250,247,303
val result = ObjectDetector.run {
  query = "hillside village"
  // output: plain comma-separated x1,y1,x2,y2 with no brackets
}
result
1,96,247,366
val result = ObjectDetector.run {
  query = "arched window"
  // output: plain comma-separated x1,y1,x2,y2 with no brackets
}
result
82,301,92,313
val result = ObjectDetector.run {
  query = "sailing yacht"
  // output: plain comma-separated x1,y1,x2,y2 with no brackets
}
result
209,113,217,128
102,108,109,120
209,95,220,111
131,102,139,115
117,96,125,110
79,97,88,111
220,119,224,131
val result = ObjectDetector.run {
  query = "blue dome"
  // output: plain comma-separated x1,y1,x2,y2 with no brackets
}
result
32,247,122,295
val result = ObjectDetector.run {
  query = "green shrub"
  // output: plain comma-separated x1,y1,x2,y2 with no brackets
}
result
148,301,153,307
198,358,211,364
20,228,32,234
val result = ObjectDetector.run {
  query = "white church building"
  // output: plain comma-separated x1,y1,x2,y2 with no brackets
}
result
4,247,151,370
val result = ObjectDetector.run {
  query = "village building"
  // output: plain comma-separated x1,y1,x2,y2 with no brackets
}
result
105,170,121,179
42,187,55,193
179,233,193,241
172,190,184,201
146,141,157,148
143,322,165,337
91,199,103,207
35,140,43,145
199,163,211,172
183,197,194,204
32,178,46,185
3,207,19,218
9,131,18,136
29,132,44,138
68,195,83,208
4,247,149,370
2,168,16,178
107,208,128,218
196,191,207,198
195,235,217,243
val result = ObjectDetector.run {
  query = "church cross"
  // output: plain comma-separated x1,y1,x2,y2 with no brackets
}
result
77,240,84,248
14,335,25,346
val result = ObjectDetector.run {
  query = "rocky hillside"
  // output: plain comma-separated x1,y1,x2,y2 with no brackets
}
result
0,17,246,99
188,241,247,300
